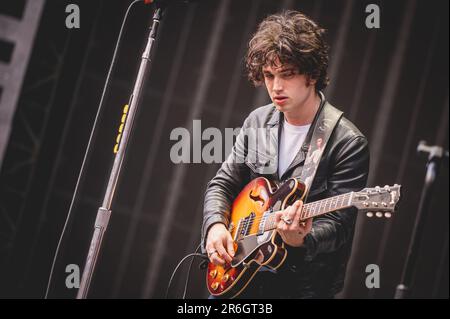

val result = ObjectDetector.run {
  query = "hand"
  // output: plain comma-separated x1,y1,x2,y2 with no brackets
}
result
275,200,313,247
205,223,235,266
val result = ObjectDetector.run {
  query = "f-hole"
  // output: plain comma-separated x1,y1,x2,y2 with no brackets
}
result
249,189,265,205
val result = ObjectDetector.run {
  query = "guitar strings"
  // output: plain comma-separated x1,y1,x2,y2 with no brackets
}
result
236,201,351,239
237,193,352,226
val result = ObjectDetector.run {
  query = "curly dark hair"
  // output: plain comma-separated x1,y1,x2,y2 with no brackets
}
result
246,10,330,91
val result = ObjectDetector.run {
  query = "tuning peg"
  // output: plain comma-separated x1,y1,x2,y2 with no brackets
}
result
366,212,374,217
375,212,383,218
382,202,388,207
384,212,392,218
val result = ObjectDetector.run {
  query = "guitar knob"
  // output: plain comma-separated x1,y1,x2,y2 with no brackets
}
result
366,212,374,217
210,282,219,291
222,274,230,283
209,269,218,279
375,212,383,218
384,212,392,218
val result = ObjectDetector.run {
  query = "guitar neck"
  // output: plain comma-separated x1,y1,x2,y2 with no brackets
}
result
263,192,354,231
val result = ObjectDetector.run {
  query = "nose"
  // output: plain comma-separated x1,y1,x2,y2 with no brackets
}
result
273,76,283,93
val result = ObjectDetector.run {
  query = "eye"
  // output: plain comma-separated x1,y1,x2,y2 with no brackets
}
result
282,71,295,78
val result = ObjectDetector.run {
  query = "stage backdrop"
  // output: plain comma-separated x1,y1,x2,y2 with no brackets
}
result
0,0,448,298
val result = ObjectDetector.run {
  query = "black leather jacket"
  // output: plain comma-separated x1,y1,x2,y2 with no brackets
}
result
201,95,370,298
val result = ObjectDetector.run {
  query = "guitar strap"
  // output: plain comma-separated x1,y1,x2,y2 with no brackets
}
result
297,94,343,202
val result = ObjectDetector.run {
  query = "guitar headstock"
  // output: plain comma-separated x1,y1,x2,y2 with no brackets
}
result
352,184,401,218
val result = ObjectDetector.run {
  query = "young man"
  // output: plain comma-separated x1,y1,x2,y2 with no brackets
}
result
202,11,370,298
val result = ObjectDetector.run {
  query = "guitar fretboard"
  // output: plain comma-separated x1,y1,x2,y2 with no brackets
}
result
263,192,353,231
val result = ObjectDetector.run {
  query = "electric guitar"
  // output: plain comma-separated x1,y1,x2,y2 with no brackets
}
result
206,177,401,299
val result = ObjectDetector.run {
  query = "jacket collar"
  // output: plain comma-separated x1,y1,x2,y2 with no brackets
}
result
266,106,282,127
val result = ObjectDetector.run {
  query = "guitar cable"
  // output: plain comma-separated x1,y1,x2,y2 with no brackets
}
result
165,243,209,299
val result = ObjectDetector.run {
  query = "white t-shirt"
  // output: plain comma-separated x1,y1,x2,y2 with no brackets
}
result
278,120,311,177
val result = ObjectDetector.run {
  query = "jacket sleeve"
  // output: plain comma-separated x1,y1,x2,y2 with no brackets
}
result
302,135,370,261
201,117,251,252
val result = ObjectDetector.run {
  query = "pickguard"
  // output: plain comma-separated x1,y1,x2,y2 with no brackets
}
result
231,230,274,267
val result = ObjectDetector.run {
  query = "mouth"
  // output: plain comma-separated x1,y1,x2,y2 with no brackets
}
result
273,96,288,105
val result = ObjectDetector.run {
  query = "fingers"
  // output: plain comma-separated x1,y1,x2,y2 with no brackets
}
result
276,201,311,247
210,251,225,266
206,228,234,266
226,234,235,258
291,200,303,228
282,204,294,225
206,240,226,265
298,218,313,236
209,251,225,266
216,244,233,264
276,210,288,232
278,200,303,230
303,217,313,232
275,211,283,223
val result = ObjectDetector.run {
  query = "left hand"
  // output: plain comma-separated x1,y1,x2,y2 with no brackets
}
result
275,200,313,247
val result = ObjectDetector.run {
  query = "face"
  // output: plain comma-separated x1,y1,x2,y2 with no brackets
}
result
262,62,316,115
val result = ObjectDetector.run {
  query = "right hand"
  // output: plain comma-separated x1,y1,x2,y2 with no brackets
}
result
205,223,235,266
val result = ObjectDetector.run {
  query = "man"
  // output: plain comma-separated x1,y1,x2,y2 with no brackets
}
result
202,11,369,298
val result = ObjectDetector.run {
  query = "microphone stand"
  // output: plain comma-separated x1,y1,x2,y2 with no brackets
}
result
76,6,164,299
394,141,449,299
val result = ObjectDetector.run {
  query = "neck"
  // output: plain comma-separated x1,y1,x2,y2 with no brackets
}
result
284,92,321,126
261,192,353,233
234,192,355,241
